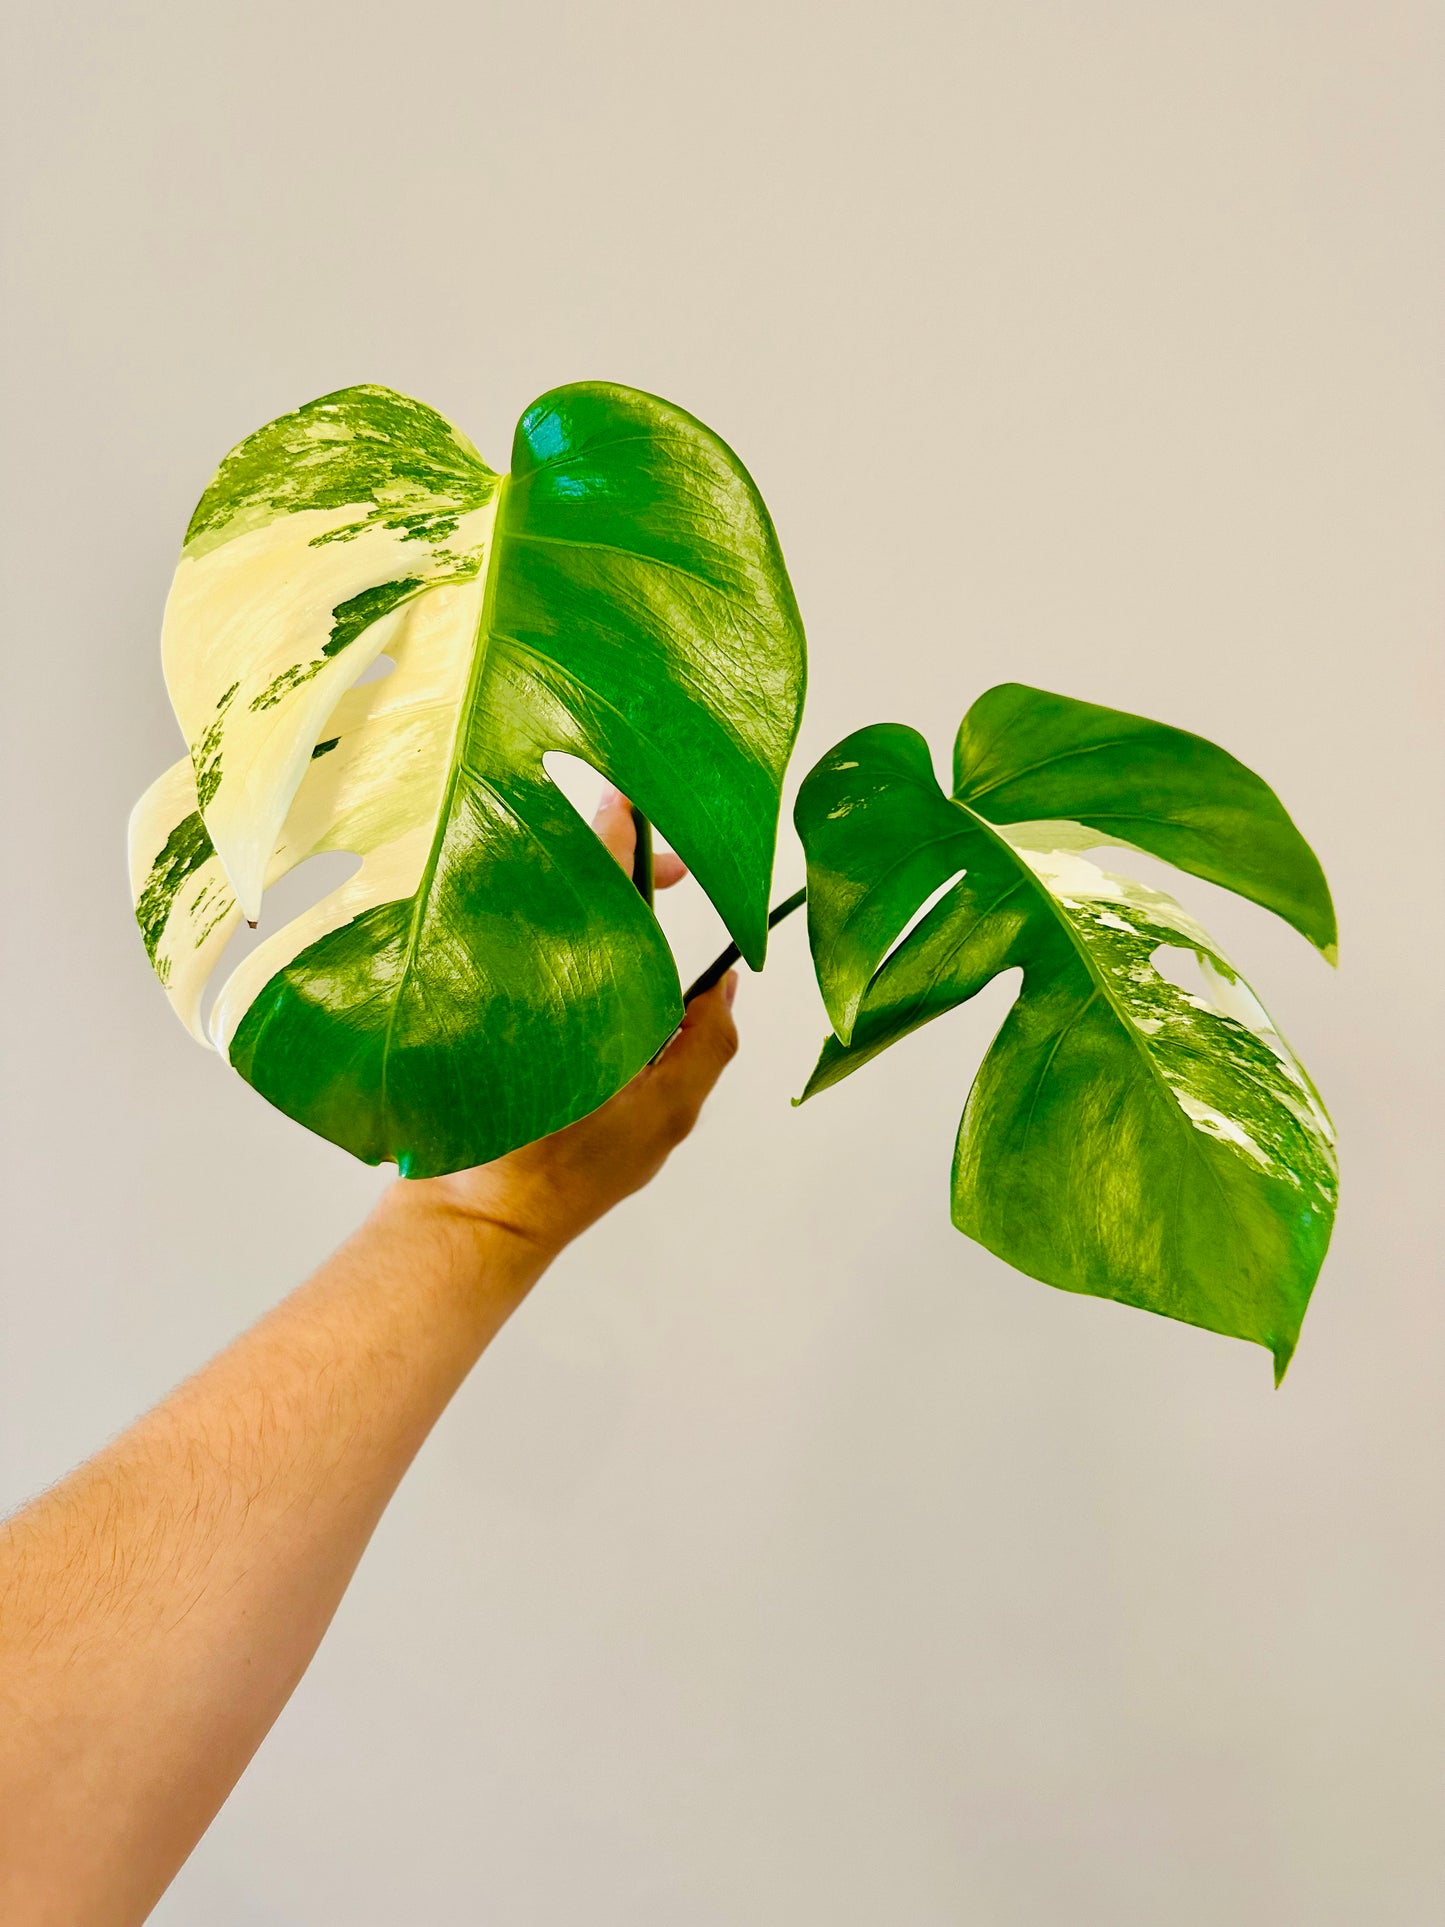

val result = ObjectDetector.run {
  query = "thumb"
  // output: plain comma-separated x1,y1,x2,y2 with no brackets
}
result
644,971,740,1143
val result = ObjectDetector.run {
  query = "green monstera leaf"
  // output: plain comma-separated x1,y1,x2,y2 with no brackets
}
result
129,382,806,1176
795,684,1337,1378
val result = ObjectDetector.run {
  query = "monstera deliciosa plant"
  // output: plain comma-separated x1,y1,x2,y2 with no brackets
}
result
129,383,806,1176
793,688,1336,1381
131,380,1336,1378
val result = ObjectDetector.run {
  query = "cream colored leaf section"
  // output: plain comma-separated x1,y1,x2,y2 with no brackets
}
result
162,494,497,921
209,573,481,1055
127,759,241,1043
1000,827,1220,952
131,574,482,1054
997,824,1336,1188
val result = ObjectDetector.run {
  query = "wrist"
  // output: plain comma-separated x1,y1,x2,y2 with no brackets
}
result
369,1178,558,1296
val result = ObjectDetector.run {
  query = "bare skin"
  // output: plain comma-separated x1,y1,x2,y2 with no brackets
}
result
0,792,737,1927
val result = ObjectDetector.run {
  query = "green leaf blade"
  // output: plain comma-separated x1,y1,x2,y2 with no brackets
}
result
953,835,1335,1379
954,683,1338,960
792,724,976,1042
797,833,1031,1100
227,774,675,1177
797,708,1337,1375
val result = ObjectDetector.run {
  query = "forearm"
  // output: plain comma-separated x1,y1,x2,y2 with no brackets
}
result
0,831,738,1927
0,1186,546,1927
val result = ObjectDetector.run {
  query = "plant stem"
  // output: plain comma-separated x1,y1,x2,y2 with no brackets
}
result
683,886,806,1004
630,805,654,906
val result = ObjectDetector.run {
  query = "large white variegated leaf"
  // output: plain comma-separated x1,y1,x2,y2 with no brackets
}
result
129,382,806,1174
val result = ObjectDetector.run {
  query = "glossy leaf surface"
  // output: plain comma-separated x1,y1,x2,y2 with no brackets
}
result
130,383,806,1175
796,688,1336,1377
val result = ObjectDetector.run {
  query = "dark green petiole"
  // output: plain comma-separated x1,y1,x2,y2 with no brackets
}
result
629,805,804,1005
683,886,806,1004
630,805,654,906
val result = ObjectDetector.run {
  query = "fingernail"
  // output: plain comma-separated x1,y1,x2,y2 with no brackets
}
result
599,783,626,809
723,971,739,1007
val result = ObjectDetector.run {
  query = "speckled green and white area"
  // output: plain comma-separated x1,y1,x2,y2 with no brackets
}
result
795,690,1337,1377
129,382,807,1175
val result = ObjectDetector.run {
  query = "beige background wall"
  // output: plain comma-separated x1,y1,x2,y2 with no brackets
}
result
3,3,1441,1920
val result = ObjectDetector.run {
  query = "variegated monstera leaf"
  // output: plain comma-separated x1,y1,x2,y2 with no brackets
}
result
795,685,1337,1378
129,383,805,1176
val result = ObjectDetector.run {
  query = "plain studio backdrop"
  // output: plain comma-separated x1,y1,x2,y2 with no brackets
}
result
2,3,1442,1922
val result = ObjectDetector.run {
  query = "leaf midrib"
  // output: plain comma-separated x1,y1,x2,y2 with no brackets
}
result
949,799,1264,1289
371,472,714,1107
377,476,511,1114
951,799,1217,1152
958,735,1150,805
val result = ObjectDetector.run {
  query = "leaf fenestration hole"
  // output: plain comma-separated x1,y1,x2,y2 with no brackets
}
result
200,850,363,1031
541,750,608,823
541,750,678,858
1150,943,1214,1005
353,653,396,686
875,869,968,977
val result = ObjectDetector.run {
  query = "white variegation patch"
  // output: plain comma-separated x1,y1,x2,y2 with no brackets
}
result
130,572,484,1054
994,822,1335,1191
1174,1094,1273,1169
163,495,498,920
1000,825,1219,951
991,816,1156,862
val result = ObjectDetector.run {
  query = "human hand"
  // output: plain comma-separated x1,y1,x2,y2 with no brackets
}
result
383,789,740,1264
